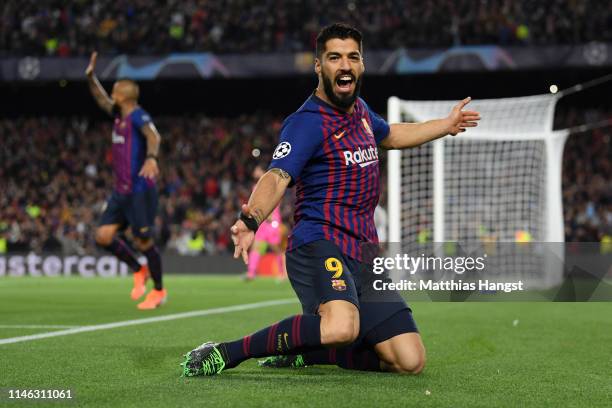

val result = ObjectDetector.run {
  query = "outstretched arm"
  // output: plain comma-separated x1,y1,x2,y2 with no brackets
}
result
85,52,113,115
379,97,481,150
231,168,291,264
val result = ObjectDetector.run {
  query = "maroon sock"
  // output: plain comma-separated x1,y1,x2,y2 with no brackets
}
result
220,314,322,368
142,246,163,290
103,238,141,272
302,343,383,372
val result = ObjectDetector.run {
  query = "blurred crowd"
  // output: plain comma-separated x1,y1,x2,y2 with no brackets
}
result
1,0,611,56
0,109,610,256
555,108,612,243
0,114,293,255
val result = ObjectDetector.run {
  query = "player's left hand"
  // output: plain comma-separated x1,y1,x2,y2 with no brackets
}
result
446,97,481,136
138,158,159,179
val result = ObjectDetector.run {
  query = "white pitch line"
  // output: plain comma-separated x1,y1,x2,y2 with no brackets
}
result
0,298,297,346
0,325,82,329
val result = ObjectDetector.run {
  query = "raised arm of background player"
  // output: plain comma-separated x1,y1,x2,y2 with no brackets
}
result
231,168,290,264
85,52,113,115
85,51,161,179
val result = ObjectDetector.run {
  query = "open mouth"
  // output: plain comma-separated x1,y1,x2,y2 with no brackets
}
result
335,74,355,93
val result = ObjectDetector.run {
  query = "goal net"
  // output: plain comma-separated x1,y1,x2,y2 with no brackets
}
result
387,94,569,289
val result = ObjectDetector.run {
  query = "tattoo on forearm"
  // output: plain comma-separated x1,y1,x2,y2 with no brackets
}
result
144,127,160,157
89,82,103,103
88,76,112,112
269,168,291,180
247,168,288,226
251,208,265,225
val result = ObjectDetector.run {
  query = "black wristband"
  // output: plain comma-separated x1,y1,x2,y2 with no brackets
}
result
146,154,158,162
239,211,259,232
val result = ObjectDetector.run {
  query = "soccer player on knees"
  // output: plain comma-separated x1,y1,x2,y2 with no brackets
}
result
181,23,480,376
86,52,167,310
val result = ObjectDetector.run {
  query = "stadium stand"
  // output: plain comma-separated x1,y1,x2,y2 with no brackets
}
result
555,108,612,243
1,0,611,56
0,114,293,255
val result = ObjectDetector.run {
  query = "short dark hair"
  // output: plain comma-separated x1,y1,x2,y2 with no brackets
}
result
114,77,139,100
315,23,362,58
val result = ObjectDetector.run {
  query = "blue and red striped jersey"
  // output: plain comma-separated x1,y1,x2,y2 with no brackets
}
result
111,107,155,194
268,94,390,261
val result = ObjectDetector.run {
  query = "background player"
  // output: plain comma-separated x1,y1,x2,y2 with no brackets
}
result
86,52,166,310
182,23,479,376
245,165,285,281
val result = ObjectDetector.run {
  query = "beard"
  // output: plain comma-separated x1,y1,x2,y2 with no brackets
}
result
321,70,362,110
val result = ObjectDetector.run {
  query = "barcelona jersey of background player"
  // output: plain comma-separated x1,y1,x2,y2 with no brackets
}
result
111,107,156,195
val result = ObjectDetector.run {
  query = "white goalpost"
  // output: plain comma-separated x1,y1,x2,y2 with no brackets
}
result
387,94,569,288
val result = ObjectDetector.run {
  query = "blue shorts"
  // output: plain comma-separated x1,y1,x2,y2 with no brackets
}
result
99,189,158,239
285,240,418,345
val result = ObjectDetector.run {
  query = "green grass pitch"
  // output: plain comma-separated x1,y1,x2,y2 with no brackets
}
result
0,276,611,407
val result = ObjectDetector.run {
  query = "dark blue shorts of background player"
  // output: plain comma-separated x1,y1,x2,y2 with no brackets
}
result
96,188,165,309
99,189,158,240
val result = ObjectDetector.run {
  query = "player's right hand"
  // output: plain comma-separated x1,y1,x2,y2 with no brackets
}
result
230,204,255,265
231,204,256,264
85,51,97,76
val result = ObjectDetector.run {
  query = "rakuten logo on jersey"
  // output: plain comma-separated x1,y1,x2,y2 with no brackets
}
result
343,145,379,168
